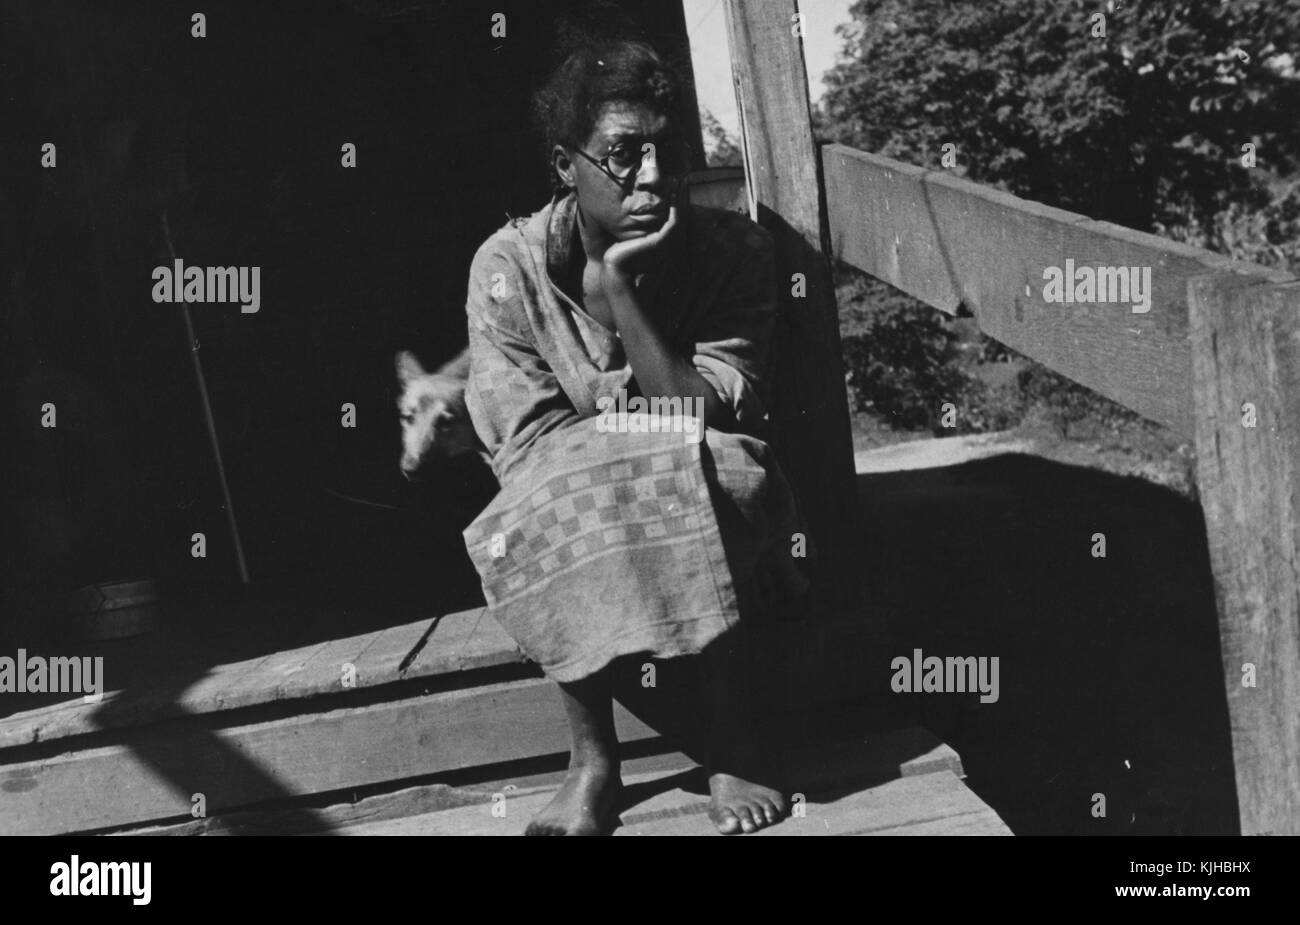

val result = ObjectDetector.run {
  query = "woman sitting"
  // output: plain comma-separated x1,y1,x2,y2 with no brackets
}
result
461,38,808,835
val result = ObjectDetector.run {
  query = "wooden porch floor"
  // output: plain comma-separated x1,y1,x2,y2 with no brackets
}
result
327,759,1009,836
0,591,1007,836
110,721,1006,836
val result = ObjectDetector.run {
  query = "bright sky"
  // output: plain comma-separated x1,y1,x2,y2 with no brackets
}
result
683,0,856,140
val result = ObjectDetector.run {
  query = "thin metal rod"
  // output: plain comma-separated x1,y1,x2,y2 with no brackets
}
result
161,211,251,584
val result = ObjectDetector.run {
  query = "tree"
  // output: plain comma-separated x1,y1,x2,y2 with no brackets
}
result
819,0,1300,268
701,108,744,168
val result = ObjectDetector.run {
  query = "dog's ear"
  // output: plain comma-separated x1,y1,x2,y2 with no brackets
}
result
395,350,426,385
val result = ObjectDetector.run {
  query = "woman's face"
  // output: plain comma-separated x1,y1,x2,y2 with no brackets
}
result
555,101,689,244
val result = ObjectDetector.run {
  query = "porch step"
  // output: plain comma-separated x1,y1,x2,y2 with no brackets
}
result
333,767,1010,836
0,606,525,750
0,605,892,835
114,732,1008,836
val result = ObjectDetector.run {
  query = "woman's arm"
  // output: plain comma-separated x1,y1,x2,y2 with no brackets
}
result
465,242,581,479
602,204,778,435
600,266,737,431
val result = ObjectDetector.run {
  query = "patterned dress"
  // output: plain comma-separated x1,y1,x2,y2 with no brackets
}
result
461,189,808,682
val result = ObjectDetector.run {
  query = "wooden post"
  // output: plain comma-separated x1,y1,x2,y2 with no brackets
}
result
723,0,866,615
1189,275,1300,835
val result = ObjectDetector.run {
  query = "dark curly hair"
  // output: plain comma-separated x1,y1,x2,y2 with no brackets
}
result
531,38,685,193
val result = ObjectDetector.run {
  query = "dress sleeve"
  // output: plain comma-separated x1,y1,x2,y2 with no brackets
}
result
464,239,581,481
690,220,779,432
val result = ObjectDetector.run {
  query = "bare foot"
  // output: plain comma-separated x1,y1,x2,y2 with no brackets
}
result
708,772,786,834
524,762,621,835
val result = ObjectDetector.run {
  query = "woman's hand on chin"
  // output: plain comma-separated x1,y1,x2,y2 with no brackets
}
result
600,179,687,284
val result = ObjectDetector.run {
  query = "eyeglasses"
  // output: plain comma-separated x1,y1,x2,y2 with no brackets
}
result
568,137,691,188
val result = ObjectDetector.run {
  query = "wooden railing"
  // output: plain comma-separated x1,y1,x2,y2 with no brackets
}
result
823,146,1292,437
686,166,748,214
820,145,1300,835
724,0,1300,836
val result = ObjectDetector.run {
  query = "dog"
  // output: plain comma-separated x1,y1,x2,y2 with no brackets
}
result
395,347,490,480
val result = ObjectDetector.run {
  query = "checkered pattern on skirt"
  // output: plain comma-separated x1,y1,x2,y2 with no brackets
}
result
460,192,809,681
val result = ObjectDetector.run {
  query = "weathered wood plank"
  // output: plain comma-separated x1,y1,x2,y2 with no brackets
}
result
0,677,661,835
163,650,277,716
244,637,334,701
823,144,1291,437
330,768,1007,836
0,605,889,753
401,606,524,675
0,606,905,835
265,627,396,701
612,770,1008,837
685,167,746,214
114,753,699,836
1189,276,1300,836
116,781,495,836
723,0,867,614
0,608,522,749
121,729,973,836
342,620,439,688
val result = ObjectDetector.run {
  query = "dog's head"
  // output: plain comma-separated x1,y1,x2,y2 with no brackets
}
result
395,350,479,480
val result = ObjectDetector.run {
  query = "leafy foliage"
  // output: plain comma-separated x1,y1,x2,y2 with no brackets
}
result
840,272,1015,434
818,0,1300,267
1014,360,1143,439
701,108,744,167
839,268,1148,438
826,0,1300,445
